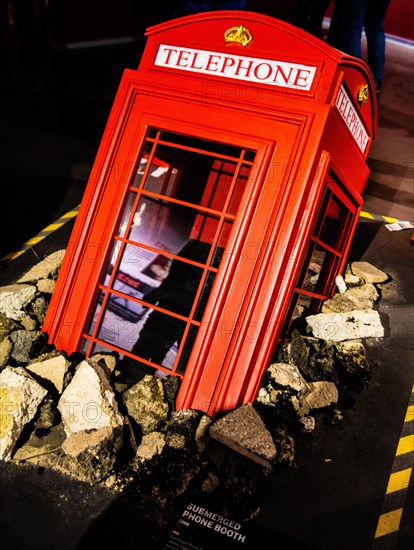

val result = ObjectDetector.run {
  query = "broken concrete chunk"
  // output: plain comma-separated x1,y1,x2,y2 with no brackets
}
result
62,424,123,482
123,374,169,434
36,278,56,295
91,352,118,373
306,310,384,341
334,340,370,382
27,353,69,393
303,381,338,410
135,432,166,462
350,261,389,284
0,366,47,461
195,414,212,453
0,336,13,367
335,275,347,293
0,316,20,344
266,363,310,395
276,329,309,372
58,359,123,436
209,403,277,468
17,250,66,283
10,330,49,364
162,409,203,451
321,284,379,313
298,416,316,433
0,284,37,321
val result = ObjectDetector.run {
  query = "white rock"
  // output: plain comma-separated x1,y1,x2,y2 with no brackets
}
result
0,284,37,321
27,354,69,393
0,367,47,460
58,359,123,436
335,275,347,293
306,310,384,341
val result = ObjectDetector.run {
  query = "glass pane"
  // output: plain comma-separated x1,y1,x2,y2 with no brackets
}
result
87,128,256,377
131,141,153,189
128,306,187,368
316,194,349,250
95,307,144,352
300,245,326,293
126,195,198,253
138,253,205,317
211,219,233,266
194,270,216,322
132,152,180,195
228,164,251,215
157,130,246,158
177,324,199,375
116,192,137,239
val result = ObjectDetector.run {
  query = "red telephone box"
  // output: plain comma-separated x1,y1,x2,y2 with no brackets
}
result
42,11,377,416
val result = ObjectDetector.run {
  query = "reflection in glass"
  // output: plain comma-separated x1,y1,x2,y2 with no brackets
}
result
301,246,326,292
132,152,179,195
126,196,198,253
130,306,187,367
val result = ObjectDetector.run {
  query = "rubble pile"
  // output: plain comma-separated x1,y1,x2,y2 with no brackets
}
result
0,251,390,521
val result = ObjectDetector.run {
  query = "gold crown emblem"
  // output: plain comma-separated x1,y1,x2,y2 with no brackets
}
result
224,25,252,47
358,84,369,106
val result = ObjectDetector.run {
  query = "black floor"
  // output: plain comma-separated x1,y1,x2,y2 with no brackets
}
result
1,9,414,550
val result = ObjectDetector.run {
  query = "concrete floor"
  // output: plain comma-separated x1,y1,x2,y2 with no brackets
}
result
0,10,413,550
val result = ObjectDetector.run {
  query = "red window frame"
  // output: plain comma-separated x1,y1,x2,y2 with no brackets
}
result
280,171,359,339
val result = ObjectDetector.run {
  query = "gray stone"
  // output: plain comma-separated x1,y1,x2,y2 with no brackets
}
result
0,366,48,460
10,330,48,364
123,375,169,434
303,381,339,410
17,250,65,283
27,353,69,393
306,310,384,341
276,329,309,372
209,403,277,468
266,362,310,394
350,261,389,283
321,284,379,313
58,359,123,436
0,284,37,321
0,315,20,343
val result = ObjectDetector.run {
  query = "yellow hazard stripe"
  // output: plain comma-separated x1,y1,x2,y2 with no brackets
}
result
386,468,412,494
405,405,414,422
396,434,414,456
1,206,410,266
0,205,80,266
375,509,403,538
359,211,401,224
374,385,414,541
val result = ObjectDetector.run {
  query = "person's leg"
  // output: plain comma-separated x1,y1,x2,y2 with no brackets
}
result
292,0,313,30
328,0,365,57
131,310,185,366
364,0,391,83
308,0,332,38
